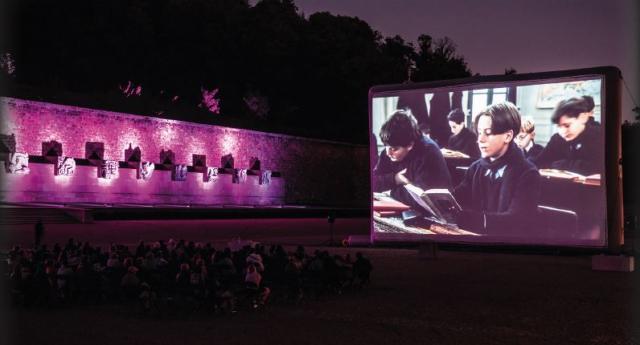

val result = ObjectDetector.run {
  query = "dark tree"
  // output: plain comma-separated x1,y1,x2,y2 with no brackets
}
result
505,67,517,75
412,35,471,82
4,0,473,144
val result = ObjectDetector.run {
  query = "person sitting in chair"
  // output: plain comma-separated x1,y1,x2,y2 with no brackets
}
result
454,102,541,235
515,118,544,160
446,108,480,159
531,96,603,176
373,109,451,206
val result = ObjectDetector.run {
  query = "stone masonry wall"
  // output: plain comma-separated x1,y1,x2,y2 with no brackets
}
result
0,97,369,207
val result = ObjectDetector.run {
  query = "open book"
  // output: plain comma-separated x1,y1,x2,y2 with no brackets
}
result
403,184,462,225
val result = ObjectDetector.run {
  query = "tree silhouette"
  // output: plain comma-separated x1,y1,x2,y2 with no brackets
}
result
4,0,473,144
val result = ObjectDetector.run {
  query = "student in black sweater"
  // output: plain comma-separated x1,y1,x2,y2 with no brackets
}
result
446,109,480,159
453,102,541,235
581,95,600,126
530,96,604,176
373,110,452,206
515,118,544,159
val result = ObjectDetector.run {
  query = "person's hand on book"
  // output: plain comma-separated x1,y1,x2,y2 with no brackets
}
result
394,168,410,185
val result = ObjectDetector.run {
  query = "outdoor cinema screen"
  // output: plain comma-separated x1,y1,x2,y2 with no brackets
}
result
369,69,619,247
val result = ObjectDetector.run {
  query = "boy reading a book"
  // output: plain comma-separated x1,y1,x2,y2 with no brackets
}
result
530,96,603,176
373,109,451,207
446,108,480,159
453,102,541,235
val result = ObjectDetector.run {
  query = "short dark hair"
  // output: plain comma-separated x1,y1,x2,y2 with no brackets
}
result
418,122,431,135
379,109,422,147
474,102,521,136
551,96,593,124
447,108,465,124
582,95,595,112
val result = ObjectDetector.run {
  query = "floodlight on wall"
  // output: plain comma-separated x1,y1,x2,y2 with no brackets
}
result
55,156,76,176
204,166,218,183
172,164,188,181
5,152,29,174
259,170,272,185
137,161,155,180
98,160,119,179
232,168,247,184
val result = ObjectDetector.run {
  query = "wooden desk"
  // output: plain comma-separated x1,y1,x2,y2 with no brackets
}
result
538,169,601,187
373,214,480,236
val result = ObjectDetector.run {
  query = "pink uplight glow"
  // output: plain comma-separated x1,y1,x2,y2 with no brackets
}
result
53,174,73,187
158,120,178,148
0,98,296,206
97,176,116,187
221,131,237,156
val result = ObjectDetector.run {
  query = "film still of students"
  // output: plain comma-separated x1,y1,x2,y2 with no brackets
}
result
530,96,604,176
371,79,606,242
373,110,451,207
446,109,480,159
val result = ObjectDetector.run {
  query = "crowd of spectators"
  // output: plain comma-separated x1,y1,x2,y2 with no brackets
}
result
3,238,373,315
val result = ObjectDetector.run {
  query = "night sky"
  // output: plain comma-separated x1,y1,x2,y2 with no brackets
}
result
295,0,639,122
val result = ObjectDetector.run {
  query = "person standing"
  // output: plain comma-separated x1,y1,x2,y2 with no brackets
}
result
34,219,44,248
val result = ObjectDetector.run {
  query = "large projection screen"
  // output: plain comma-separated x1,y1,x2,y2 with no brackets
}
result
369,67,622,248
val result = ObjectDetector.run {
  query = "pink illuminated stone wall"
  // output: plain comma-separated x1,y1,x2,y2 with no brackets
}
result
0,97,369,207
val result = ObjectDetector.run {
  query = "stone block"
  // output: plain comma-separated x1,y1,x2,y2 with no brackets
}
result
221,153,234,169
249,156,261,170
42,140,62,157
160,149,175,166
125,144,141,162
85,142,104,160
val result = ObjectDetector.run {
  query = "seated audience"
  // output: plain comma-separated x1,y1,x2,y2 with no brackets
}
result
5,236,370,313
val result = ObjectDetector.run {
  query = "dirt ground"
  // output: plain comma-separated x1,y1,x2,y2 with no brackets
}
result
2,219,639,345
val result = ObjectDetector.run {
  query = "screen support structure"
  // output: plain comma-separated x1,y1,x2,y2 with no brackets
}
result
321,211,338,247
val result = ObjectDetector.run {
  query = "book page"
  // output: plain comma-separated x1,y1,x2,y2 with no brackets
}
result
403,184,438,217
425,189,462,224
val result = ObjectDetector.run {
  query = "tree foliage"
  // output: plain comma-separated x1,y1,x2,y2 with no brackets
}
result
4,0,471,144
